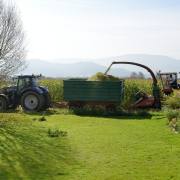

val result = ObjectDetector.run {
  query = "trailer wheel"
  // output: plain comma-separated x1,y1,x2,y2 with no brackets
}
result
21,91,45,112
0,96,7,112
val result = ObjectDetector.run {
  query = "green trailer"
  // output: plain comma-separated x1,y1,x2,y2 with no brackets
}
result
63,79,124,109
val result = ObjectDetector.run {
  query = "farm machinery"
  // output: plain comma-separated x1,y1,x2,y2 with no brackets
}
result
105,61,161,109
158,72,180,95
0,75,51,112
63,61,161,110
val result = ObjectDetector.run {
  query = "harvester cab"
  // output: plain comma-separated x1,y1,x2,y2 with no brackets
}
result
0,75,51,112
158,72,180,95
105,61,161,109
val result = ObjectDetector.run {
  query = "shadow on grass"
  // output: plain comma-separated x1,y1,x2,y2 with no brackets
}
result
21,108,153,120
23,108,70,116
71,108,154,120
0,117,78,179
1,108,157,120
22,107,156,120
76,113,153,120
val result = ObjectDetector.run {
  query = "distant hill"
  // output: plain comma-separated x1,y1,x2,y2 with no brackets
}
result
98,54,180,72
23,54,180,77
23,60,131,77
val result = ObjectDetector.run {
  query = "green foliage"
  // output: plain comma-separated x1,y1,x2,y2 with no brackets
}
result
165,91,180,109
40,78,63,102
164,109,180,133
48,128,68,137
165,109,179,121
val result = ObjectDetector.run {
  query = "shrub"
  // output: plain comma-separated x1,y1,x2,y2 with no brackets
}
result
48,129,68,138
165,91,180,109
39,116,47,121
165,109,179,122
165,109,179,133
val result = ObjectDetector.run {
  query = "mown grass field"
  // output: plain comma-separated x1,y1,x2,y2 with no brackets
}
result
1,111,180,179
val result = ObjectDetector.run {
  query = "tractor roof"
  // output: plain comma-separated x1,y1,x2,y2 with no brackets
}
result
159,72,177,75
17,74,42,78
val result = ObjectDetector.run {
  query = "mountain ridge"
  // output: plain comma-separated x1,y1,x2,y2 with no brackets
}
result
24,59,131,77
23,54,180,77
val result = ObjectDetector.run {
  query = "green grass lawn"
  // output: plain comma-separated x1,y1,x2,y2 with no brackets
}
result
0,111,180,179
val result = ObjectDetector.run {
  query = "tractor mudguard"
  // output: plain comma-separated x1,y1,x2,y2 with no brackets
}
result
39,86,51,108
39,86,49,93
20,87,44,95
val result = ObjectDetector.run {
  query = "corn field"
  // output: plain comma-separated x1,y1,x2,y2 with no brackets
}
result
40,79,63,102
123,79,153,108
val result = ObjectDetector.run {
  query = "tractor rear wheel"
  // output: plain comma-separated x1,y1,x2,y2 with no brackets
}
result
0,96,7,112
21,91,45,112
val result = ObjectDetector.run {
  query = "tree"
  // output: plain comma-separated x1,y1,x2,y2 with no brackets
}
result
0,0,26,79
130,72,138,79
138,72,145,79
130,71,145,79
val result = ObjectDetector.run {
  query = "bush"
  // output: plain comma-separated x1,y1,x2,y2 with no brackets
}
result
48,129,68,138
165,109,179,133
39,116,47,121
164,91,180,133
165,91,180,109
165,109,179,122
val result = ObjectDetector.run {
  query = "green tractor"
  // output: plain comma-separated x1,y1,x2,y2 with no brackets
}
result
0,75,51,112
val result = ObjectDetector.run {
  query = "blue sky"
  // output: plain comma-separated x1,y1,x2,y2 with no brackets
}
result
15,0,180,61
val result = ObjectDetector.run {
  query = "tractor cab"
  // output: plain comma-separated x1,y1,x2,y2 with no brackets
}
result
158,72,180,95
15,75,40,93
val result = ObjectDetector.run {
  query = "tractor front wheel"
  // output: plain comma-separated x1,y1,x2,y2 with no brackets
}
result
21,91,45,112
0,96,7,112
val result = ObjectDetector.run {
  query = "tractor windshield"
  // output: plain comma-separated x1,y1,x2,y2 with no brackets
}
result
18,77,39,91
